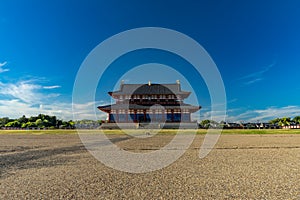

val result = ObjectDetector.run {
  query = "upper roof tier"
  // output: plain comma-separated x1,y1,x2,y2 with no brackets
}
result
108,82,191,99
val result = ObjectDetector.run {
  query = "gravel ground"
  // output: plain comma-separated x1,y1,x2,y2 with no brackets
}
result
0,133,299,199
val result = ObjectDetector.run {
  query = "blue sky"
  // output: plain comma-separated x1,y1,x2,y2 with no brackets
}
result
1,0,300,122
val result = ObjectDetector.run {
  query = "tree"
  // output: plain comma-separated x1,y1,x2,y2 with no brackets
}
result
199,119,219,129
0,117,11,127
0,114,82,129
68,120,75,129
293,116,300,124
269,118,280,125
43,119,50,127
56,119,63,128
28,116,38,122
5,121,21,128
35,119,44,128
48,116,57,127
18,115,28,124
38,114,45,120
24,121,37,128
278,117,291,127
60,120,75,129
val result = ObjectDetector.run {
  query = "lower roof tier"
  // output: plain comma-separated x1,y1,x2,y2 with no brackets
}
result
98,103,201,113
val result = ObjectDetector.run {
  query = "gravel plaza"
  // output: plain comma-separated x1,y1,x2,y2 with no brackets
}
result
1,133,299,199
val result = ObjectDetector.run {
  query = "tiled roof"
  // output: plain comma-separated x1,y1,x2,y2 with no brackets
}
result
109,83,191,96
98,103,201,112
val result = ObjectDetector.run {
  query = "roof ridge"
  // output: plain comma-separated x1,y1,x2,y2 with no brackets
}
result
122,83,179,85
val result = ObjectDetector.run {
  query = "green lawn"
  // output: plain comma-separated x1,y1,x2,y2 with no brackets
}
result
1,128,300,135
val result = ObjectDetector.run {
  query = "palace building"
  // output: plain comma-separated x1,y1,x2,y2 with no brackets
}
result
98,81,201,128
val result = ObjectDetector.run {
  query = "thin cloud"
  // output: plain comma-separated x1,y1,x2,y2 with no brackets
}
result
0,61,7,67
244,78,263,85
0,61,9,73
239,62,276,85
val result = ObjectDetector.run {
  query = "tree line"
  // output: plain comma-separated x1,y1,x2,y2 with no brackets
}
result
269,116,300,126
199,116,300,129
0,114,102,129
1,114,299,129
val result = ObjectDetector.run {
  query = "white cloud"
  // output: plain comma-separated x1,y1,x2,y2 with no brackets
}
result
199,110,228,122
0,62,108,120
0,81,48,104
0,98,107,120
43,85,61,89
73,101,110,120
223,106,300,123
249,106,300,121
199,105,300,123
0,61,9,73
0,78,109,120
197,99,238,122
